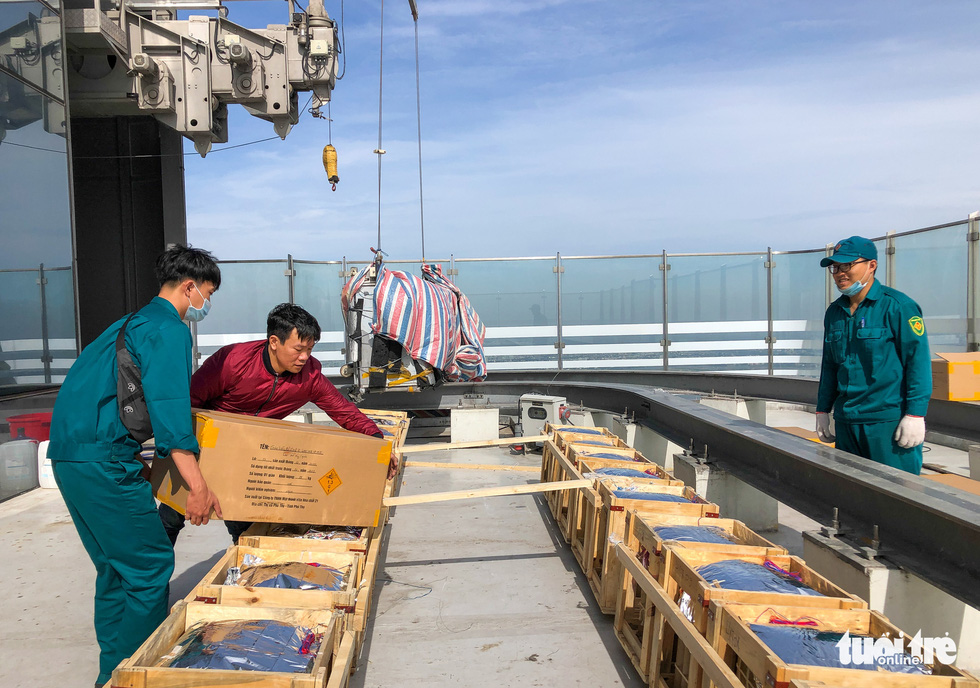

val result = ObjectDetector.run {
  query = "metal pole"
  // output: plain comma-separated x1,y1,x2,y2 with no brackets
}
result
825,243,834,309
190,319,200,372
286,254,295,304
885,230,896,287
968,212,980,352
766,248,774,375
661,249,670,370
555,252,564,370
37,263,51,383
450,253,456,283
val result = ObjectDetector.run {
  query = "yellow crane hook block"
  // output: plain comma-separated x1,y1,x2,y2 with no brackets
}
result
323,144,339,190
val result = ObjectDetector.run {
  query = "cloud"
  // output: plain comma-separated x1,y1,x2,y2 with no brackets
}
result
188,2,980,261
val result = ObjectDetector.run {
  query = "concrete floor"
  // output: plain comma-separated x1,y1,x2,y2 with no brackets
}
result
0,487,237,688
353,445,645,688
0,403,973,687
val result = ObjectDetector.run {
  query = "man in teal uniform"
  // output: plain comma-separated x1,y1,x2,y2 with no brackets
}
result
48,244,224,687
815,236,932,475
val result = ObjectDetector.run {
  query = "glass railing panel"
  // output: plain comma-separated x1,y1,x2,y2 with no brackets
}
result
293,261,347,375
453,258,559,370
891,224,968,352
560,256,663,369
196,261,289,362
666,253,768,373
772,251,826,378
0,270,44,384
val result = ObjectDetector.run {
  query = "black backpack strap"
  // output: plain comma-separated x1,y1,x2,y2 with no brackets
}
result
117,314,154,444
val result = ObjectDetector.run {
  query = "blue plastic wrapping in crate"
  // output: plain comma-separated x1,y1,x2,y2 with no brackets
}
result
160,619,321,672
592,467,661,479
654,525,740,545
580,452,642,461
556,427,602,435
696,559,823,596
612,489,690,502
231,558,348,591
749,623,930,674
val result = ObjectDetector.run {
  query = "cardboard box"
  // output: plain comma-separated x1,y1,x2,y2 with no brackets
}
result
932,352,980,401
152,410,391,527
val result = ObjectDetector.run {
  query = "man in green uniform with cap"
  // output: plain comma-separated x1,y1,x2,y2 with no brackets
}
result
48,244,223,687
816,236,932,475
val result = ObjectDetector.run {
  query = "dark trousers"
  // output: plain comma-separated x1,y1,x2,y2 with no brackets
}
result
157,502,252,545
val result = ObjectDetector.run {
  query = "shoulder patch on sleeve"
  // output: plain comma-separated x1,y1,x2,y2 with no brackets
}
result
908,315,925,336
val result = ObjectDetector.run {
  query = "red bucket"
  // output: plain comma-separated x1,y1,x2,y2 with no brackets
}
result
7,412,53,441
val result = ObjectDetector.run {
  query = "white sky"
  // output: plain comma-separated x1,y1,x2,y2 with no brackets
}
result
185,0,980,262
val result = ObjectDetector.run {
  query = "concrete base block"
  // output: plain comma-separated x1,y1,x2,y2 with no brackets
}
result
611,416,637,447
803,530,980,672
450,408,499,443
672,452,778,532
970,444,980,480
566,408,596,427
592,416,680,471
699,396,767,425
633,426,683,472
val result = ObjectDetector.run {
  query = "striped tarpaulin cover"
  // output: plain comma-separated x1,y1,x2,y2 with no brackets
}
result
341,262,487,381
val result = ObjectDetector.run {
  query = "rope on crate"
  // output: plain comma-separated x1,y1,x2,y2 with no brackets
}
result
763,560,804,582
752,606,821,627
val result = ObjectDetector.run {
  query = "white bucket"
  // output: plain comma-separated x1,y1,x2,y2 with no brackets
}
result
37,440,57,489
0,439,39,495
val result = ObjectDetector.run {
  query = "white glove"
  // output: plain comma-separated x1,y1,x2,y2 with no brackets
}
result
894,415,926,449
815,413,835,443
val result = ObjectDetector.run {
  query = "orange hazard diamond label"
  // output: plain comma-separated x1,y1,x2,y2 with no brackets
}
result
318,469,342,496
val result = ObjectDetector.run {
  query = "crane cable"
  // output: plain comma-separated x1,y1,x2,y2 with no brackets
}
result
374,0,386,253
412,1,425,264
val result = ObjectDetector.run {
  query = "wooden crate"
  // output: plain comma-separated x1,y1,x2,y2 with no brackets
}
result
554,442,651,537
555,429,625,453
630,512,786,583
111,600,340,687
657,545,864,688
188,545,363,612
545,422,610,436
614,512,786,683
361,409,411,448
569,444,652,465
712,602,979,688
666,547,865,638
541,439,568,518
350,523,383,644
239,522,372,554
552,444,587,541
326,631,357,688
569,481,601,572
567,457,680,549
578,457,679,484
587,480,721,614
613,542,745,688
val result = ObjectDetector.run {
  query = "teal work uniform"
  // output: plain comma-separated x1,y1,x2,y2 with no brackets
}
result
817,280,932,474
48,297,200,685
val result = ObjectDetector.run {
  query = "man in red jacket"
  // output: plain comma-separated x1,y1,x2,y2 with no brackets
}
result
158,303,385,545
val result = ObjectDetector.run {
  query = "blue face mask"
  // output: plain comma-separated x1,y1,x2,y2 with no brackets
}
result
837,280,864,297
835,260,873,297
185,283,211,322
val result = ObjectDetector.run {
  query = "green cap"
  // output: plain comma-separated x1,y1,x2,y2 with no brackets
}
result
820,236,877,267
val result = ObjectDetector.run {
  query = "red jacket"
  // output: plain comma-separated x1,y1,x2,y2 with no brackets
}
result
190,340,381,436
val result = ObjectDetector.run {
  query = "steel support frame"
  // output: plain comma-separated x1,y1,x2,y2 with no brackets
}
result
968,212,979,352
357,376,980,608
